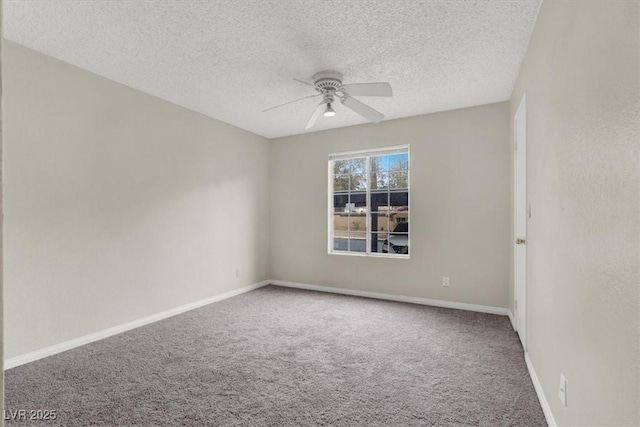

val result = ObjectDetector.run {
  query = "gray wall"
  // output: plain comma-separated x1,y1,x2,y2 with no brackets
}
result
270,103,511,308
510,1,640,424
4,41,271,359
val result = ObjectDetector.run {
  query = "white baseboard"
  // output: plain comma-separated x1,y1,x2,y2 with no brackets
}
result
508,309,516,330
270,280,509,316
5,280,270,370
525,352,556,427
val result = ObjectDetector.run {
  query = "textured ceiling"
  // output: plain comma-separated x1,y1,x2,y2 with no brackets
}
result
4,0,540,139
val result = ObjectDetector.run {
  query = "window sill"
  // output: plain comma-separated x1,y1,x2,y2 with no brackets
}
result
328,251,410,260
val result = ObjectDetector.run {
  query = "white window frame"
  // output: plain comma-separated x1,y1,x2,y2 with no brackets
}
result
327,144,410,259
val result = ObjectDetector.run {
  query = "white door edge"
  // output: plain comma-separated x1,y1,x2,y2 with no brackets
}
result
514,93,527,350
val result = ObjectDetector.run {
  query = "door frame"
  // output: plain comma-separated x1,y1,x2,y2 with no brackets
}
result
513,93,527,349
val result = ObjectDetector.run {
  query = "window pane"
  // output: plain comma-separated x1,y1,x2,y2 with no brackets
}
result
385,239,409,255
389,153,409,171
333,237,349,251
332,213,349,238
334,174,349,192
371,155,389,172
371,172,388,190
350,173,366,191
389,213,409,233
389,191,408,210
333,194,348,213
349,158,366,174
333,160,350,175
350,193,367,212
370,191,389,212
349,214,366,232
389,171,408,189
370,212,389,232
371,232,389,253
349,232,367,252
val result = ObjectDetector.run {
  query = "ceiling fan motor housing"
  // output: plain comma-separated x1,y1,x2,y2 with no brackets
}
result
313,70,343,93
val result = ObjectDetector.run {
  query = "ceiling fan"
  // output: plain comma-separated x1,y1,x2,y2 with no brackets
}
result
263,71,392,130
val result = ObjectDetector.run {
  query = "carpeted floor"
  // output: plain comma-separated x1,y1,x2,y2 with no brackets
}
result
6,285,546,426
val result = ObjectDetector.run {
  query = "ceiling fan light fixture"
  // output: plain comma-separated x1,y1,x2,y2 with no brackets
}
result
264,70,391,129
323,103,336,117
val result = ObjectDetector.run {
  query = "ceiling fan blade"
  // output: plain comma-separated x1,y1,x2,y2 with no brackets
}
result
263,94,320,112
305,101,326,130
293,78,314,86
341,96,384,123
341,82,392,97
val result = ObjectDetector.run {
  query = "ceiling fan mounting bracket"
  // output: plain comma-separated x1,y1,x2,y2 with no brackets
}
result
312,70,344,92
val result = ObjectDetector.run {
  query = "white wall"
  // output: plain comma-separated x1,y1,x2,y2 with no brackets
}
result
4,41,271,359
510,1,640,425
270,103,511,308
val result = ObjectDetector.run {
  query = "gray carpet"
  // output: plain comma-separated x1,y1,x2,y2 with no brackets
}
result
6,285,546,426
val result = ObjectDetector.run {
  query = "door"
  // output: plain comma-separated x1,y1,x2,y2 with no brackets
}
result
514,94,527,349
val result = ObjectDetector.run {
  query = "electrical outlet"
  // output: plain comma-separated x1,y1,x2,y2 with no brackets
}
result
235,269,240,278
442,276,450,287
558,374,568,408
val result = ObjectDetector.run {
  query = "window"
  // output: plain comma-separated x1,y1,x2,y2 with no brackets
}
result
328,145,409,257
